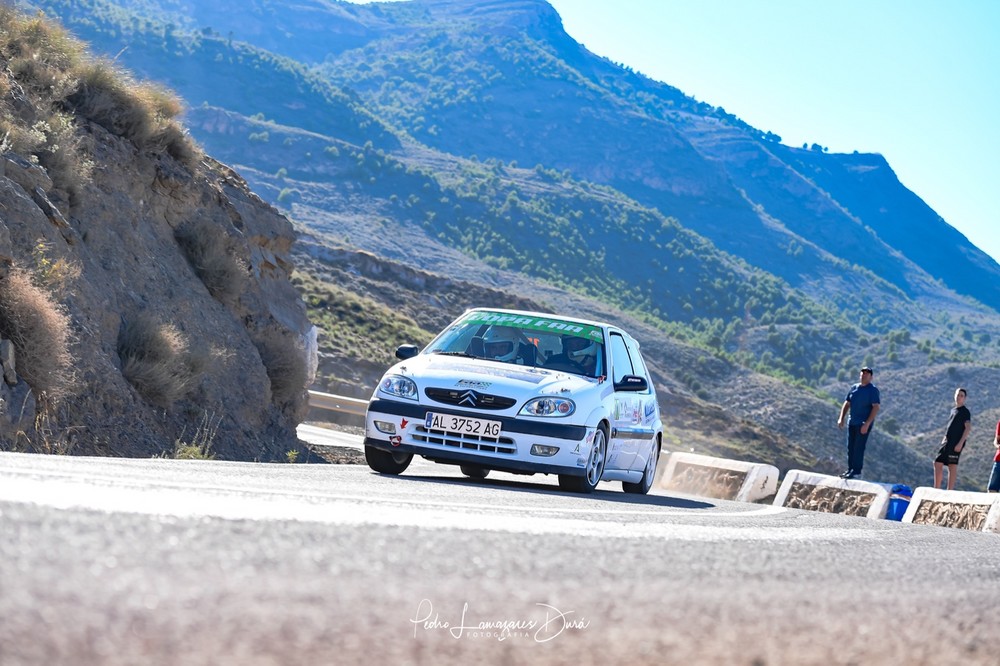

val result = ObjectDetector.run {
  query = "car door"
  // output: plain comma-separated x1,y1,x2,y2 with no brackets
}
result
622,336,659,474
607,332,640,471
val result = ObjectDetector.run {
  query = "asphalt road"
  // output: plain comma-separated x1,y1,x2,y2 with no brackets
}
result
1,429,999,665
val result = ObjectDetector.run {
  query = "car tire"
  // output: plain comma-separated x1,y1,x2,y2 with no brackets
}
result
558,426,607,494
460,464,490,479
365,445,413,475
623,438,660,494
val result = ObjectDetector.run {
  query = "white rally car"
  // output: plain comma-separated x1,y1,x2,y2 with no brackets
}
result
363,308,663,493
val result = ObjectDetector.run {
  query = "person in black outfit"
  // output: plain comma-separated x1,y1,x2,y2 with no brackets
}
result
933,387,971,490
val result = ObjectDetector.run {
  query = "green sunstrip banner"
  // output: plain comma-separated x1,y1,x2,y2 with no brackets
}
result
461,311,604,342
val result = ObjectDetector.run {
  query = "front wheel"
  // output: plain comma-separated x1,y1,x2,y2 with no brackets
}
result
623,438,660,494
558,427,607,494
365,445,413,474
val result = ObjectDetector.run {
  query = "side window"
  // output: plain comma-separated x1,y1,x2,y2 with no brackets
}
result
624,338,651,386
609,333,635,384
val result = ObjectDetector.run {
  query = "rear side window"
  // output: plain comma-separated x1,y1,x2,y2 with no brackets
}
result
609,333,635,384
624,337,650,385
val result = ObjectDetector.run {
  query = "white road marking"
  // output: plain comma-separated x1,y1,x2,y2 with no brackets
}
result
0,461,877,543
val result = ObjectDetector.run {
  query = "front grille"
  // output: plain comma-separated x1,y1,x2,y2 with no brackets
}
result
424,387,517,410
413,424,517,455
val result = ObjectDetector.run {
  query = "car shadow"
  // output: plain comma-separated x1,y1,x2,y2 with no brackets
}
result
372,470,716,510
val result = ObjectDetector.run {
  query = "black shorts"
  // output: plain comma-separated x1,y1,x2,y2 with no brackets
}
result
935,446,961,465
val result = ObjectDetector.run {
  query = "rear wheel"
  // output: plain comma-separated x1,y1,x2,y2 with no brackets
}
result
558,427,607,494
460,464,490,479
623,438,660,494
365,445,413,474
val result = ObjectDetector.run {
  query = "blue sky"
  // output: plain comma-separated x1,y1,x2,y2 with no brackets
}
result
545,0,1000,265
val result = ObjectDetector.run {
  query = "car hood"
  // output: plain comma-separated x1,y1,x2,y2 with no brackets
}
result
391,354,597,397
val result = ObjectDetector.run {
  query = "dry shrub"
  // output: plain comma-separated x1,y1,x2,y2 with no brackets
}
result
0,112,92,199
3,12,84,98
130,80,202,165
36,111,92,198
70,61,157,144
158,119,202,167
173,411,220,459
32,240,81,299
175,219,248,303
19,410,80,455
0,118,47,155
0,10,93,196
118,313,209,408
254,327,308,407
68,61,201,168
0,268,73,401
0,6,202,172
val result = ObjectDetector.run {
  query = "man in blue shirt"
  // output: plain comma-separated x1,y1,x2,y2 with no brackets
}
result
836,366,881,479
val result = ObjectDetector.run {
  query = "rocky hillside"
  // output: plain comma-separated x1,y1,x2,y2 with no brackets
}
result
0,7,313,459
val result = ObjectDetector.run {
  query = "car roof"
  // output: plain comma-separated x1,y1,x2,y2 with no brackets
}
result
462,307,630,338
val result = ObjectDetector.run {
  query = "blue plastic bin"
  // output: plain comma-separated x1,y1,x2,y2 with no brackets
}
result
885,484,912,521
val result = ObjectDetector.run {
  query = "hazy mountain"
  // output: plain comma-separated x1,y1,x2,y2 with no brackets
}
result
20,0,1000,489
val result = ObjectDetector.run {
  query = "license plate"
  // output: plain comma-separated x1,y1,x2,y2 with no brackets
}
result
424,412,502,438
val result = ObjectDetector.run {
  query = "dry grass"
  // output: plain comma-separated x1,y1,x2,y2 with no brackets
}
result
173,411,220,459
0,268,74,402
175,219,248,303
68,61,198,163
0,111,93,200
0,5,202,192
254,326,309,407
32,240,81,299
2,12,85,99
1,8,89,198
118,312,209,408
13,410,81,455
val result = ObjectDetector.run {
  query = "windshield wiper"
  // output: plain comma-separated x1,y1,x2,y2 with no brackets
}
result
431,350,477,358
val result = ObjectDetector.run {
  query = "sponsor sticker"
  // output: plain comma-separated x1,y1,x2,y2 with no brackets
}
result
460,311,603,342
456,379,492,390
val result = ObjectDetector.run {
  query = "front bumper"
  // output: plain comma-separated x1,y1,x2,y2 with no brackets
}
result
365,398,594,476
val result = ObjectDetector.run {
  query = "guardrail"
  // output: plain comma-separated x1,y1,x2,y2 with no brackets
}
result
307,390,368,417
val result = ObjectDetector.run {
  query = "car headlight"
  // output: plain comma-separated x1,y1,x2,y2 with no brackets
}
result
379,375,418,401
520,397,575,417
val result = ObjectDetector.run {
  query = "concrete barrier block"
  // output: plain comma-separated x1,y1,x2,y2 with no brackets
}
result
773,470,891,519
989,502,1000,534
901,488,1000,532
657,452,779,502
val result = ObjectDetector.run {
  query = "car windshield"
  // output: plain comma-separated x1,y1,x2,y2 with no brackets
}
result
426,311,606,378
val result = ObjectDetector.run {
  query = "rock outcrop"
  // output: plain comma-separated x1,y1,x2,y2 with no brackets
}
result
0,21,313,458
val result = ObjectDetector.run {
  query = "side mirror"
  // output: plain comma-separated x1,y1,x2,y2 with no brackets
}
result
614,374,648,392
395,344,419,360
